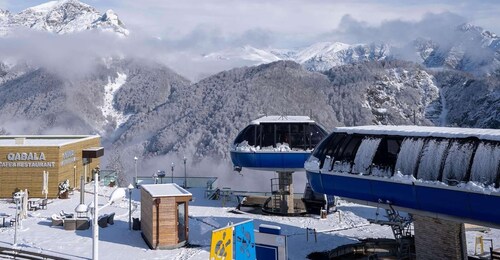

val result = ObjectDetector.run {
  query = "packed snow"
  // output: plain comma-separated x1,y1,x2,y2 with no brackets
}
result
304,133,500,196
352,138,381,174
416,139,449,180
335,125,500,142
1,182,499,259
233,141,312,152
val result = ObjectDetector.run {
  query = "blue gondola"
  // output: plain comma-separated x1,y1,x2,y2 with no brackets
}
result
305,125,500,227
230,116,327,172
230,115,329,215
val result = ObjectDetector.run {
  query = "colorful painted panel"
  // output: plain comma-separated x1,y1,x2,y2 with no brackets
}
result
210,227,233,260
234,221,256,260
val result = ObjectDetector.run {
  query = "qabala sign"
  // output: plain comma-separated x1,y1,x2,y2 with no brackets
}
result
0,152,55,168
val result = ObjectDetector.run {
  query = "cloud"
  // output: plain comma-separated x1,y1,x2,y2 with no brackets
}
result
319,12,468,46
1,1,499,81
0,28,127,78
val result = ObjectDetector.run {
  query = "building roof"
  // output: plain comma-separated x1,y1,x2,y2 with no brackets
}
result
334,125,500,142
142,183,192,197
0,135,99,147
250,115,314,124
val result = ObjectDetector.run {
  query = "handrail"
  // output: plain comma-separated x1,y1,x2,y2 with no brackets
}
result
0,246,72,260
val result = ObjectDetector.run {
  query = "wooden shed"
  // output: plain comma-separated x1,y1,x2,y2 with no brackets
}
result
141,183,192,249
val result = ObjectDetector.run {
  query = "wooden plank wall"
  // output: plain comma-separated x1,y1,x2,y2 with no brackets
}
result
0,136,100,198
59,137,100,195
140,188,192,248
141,189,154,247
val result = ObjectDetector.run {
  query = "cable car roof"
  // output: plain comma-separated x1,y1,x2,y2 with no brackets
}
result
250,115,316,125
333,125,500,142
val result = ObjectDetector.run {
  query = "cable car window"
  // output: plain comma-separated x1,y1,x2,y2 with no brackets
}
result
234,125,256,145
261,123,275,148
442,141,475,185
370,137,402,176
395,138,425,177
308,124,327,149
290,124,306,150
256,125,263,148
276,123,290,145
313,133,346,169
470,141,500,186
334,135,363,161
372,137,402,167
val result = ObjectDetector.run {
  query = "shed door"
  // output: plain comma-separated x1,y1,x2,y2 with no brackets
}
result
177,202,186,242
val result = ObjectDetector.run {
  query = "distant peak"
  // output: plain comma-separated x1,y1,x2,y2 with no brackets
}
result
101,10,119,23
23,0,95,14
91,9,129,36
0,8,11,18
5,0,128,36
457,23,482,32
24,1,58,12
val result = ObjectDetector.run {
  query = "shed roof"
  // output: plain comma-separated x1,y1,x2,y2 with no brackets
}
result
334,125,500,142
142,183,192,197
0,135,99,147
250,115,314,124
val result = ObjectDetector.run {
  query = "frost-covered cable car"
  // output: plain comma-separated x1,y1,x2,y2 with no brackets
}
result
230,115,328,215
230,116,327,171
305,125,500,226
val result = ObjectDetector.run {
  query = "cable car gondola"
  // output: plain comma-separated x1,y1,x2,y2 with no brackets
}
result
230,115,328,215
230,115,327,172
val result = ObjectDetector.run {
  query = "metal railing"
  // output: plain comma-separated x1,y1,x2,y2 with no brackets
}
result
100,170,117,186
135,176,217,189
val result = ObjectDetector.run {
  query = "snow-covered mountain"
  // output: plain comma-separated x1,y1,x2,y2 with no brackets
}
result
412,23,500,74
202,42,390,72
296,42,390,71
202,23,500,75
0,0,497,174
0,0,128,36
203,45,281,64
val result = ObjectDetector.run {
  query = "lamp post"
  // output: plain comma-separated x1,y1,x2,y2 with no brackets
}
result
73,165,77,191
183,156,187,188
81,147,104,260
134,156,138,188
127,184,134,230
13,192,22,245
171,162,174,184
91,182,125,260
93,166,100,260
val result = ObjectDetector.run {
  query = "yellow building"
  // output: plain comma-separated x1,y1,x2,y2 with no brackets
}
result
0,135,102,198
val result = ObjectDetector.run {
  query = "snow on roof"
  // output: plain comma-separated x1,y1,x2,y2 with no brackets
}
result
142,183,192,197
334,125,500,141
0,135,99,146
250,115,315,124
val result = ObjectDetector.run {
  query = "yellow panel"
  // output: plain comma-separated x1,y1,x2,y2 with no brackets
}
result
210,226,233,260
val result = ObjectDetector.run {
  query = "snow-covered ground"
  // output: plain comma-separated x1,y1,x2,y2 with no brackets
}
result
0,183,499,259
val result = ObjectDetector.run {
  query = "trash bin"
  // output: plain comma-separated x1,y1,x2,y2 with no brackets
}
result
133,217,141,230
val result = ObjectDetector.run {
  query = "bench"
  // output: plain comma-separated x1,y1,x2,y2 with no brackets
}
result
76,218,91,230
64,218,76,231
98,215,109,228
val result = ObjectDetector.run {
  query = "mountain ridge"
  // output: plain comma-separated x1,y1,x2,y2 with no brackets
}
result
0,0,128,36
0,1,498,176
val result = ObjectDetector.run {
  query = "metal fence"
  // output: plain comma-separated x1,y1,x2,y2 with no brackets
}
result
135,176,218,189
